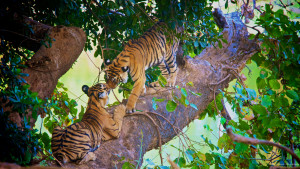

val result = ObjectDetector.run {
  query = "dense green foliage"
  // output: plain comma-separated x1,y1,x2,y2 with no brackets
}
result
167,3,300,168
1,0,218,165
1,0,299,168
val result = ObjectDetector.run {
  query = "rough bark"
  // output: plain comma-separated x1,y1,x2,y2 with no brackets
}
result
60,9,259,169
4,18,86,127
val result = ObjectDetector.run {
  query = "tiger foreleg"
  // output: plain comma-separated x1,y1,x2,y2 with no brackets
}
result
102,104,126,139
165,54,178,87
126,76,146,113
167,68,178,87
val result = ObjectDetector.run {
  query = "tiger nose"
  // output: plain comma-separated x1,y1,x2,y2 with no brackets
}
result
107,80,116,89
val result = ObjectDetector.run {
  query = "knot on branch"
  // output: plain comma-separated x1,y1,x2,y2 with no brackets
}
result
213,8,229,29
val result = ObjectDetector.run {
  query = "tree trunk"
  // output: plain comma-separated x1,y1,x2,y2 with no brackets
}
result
60,9,260,169
3,16,86,127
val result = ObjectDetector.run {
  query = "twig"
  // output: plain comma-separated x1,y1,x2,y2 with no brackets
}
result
92,0,125,16
146,111,192,155
83,0,104,25
221,99,232,129
223,66,250,98
213,85,221,114
102,48,121,52
226,128,300,164
167,155,180,169
85,51,101,71
126,112,163,165
97,34,104,60
209,74,231,86
278,0,287,8
112,90,121,104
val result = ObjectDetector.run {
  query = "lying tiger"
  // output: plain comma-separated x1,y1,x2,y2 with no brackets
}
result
51,83,126,164
104,21,179,113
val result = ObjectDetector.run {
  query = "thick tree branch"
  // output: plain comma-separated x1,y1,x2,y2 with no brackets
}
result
4,19,86,127
226,128,300,164
59,9,260,168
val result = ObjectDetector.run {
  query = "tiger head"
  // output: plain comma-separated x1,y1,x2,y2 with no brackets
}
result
82,83,110,106
103,58,129,89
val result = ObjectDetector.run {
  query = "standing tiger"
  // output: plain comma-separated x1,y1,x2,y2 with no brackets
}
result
104,21,179,113
51,83,126,164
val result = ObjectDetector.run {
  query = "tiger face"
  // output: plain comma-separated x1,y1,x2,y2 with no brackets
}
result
82,83,110,106
104,58,129,89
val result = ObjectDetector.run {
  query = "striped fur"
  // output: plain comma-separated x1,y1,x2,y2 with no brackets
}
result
104,22,179,113
51,83,126,164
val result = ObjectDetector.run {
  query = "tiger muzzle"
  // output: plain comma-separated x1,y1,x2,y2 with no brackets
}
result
107,79,118,89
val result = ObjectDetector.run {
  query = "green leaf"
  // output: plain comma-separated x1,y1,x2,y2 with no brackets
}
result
246,88,257,100
78,105,85,121
221,117,226,125
181,88,188,97
234,142,249,154
251,104,267,116
260,69,268,79
286,90,299,101
190,90,202,97
239,120,250,130
166,100,177,112
194,40,199,47
41,132,51,151
190,103,198,110
122,161,135,169
256,77,267,89
24,149,31,163
185,150,194,162
262,95,272,108
174,157,186,167
269,79,280,89
187,81,194,87
218,134,234,153
158,75,167,86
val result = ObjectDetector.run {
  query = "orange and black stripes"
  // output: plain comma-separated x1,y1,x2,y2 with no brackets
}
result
104,21,179,113
51,83,126,164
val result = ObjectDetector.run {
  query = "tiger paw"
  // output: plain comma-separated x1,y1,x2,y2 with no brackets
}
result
115,104,126,117
149,81,160,87
166,82,175,87
126,108,136,114
77,152,96,165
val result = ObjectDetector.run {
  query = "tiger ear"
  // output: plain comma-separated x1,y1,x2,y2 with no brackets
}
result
82,85,89,95
121,66,129,72
104,59,111,66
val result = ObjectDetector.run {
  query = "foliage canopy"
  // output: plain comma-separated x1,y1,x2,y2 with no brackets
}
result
0,0,299,168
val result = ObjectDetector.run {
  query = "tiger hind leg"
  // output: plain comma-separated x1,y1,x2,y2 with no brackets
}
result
165,44,178,87
77,152,96,165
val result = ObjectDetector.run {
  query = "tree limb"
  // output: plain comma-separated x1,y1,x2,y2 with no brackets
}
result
59,9,260,168
226,128,300,164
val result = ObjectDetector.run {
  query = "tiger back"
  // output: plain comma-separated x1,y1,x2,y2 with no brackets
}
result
104,21,179,113
51,83,126,164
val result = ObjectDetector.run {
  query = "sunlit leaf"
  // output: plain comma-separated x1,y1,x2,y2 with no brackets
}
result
166,100,177,112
